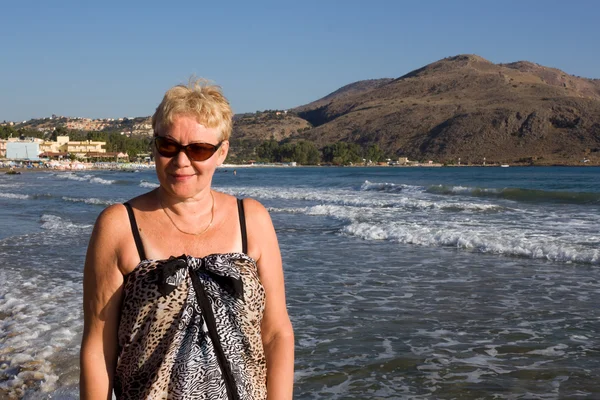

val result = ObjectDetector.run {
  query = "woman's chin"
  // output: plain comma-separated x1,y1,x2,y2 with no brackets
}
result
160,180,211,199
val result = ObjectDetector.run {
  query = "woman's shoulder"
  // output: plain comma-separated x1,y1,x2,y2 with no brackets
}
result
212,191,264,210
94,189,157,237
236,197,273,234
95,190,153,228
212,192,272,228
240,197,268,215
90,203,132,248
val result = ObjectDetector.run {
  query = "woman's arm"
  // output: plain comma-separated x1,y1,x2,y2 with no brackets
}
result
80,205,127,400
245,199,295,400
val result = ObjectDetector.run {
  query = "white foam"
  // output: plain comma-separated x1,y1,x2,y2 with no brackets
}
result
360,180,422,193
484,347,498,357
377,337,396,359
527,344,568,356
0,183,22,188
0,271,83,396
89,177,115,185
297,337,333,348
140,180,159,188
570,335,589,342
40,214,93,231
449,185,473,194
0,192,29,200
269,200,502,225
62,196,116,206
54,172,114,185
342,221,600,264
428,184,500,195
55,172,90,182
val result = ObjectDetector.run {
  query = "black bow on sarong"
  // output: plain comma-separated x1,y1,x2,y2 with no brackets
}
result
156,255,244,301
155,254,243,400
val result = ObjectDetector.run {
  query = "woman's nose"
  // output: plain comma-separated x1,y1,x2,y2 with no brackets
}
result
172,147,192,167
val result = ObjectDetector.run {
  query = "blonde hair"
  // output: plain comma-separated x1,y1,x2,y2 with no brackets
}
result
152,78,233,141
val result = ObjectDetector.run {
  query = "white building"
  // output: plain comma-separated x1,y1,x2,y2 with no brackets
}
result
6,142,41,160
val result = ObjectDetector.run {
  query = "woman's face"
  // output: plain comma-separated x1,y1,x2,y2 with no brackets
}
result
154,114,229,200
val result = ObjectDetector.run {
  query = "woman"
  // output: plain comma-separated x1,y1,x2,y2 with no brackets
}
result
80,80,294,399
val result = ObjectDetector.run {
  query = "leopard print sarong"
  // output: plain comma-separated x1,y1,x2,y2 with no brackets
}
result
114,253,267,399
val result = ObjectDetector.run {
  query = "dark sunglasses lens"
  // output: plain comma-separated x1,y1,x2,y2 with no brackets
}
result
187,143,218,161
155,137,180,157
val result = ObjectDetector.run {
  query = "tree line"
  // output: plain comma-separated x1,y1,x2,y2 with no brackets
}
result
249,139,387,165
1,125,390,164
0,126,152,158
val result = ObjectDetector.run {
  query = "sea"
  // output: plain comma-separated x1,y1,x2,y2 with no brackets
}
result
0,166,599,399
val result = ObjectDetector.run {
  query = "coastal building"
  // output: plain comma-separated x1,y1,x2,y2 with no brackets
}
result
86,151,129,161
39,135,107,158
66,139,106,157
6,140,41,160
1,135,113,161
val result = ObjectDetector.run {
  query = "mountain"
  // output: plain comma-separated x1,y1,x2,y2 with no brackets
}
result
289,54,600,165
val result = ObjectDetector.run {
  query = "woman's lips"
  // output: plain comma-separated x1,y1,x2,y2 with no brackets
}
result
170,173,194,181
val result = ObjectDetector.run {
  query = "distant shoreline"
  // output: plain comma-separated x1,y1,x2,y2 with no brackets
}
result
2,163,599,174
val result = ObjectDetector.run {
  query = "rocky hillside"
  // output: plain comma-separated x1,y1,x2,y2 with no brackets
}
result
8,116,153,135
290,54,600,165
232,110,311,142
292,79,393,118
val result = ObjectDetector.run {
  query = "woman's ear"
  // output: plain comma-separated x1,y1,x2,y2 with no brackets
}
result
217,140,230,165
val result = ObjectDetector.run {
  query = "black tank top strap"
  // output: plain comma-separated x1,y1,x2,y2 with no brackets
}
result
123,202,147,261
237,198,248,255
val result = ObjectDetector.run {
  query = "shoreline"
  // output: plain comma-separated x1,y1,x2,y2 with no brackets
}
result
1,160,600,174
2,164,600,174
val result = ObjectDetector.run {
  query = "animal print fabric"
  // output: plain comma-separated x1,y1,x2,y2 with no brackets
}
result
114,253,267,399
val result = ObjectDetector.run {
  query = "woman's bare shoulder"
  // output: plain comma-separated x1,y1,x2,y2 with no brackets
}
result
239,197,278,263
95,203,128,228
213,190,252,214
241,197,272,226
89,204,132,252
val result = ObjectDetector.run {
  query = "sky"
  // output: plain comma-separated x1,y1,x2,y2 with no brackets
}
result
1,0,599,122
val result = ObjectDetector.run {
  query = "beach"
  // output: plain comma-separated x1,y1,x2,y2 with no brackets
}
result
1,166,599,399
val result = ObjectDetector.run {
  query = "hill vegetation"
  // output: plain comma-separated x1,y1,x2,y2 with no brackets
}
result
289,55,600,165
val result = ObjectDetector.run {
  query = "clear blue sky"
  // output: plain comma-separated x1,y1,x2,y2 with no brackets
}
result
1,0,598,122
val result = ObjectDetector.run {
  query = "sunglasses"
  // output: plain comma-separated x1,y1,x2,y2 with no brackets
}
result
154,136,223,161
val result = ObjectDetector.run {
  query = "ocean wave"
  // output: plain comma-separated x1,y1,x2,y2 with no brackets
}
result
54,172,115,185
62,196,116,206
140,180,159,188
271,205,363,221
55,173,91,182
0,271,81,396
89,177,116,185
427,185,600,205
342,221,600,265
40,214,93,231
221,187,506,212
0,192,29,200
360,180,422,193
0,193,54,201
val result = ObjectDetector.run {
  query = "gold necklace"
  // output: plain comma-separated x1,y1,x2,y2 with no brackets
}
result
160,191,215,235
